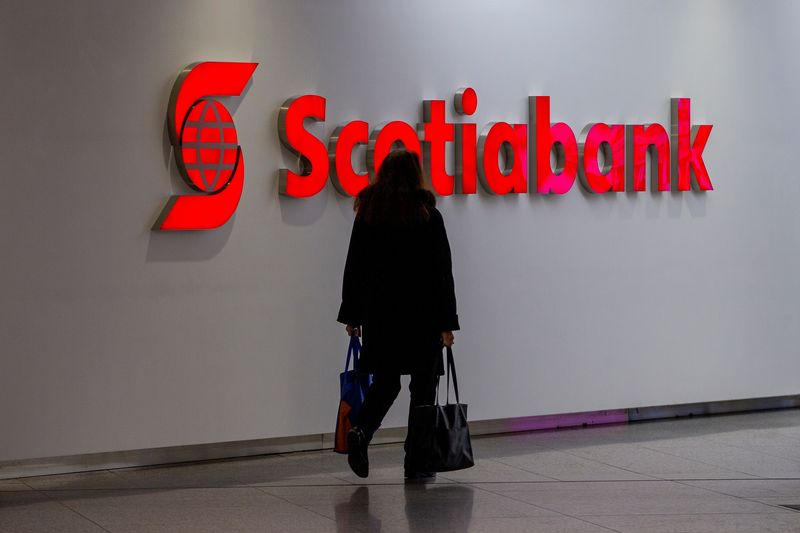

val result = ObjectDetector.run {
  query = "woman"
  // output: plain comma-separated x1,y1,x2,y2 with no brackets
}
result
337,149,460,480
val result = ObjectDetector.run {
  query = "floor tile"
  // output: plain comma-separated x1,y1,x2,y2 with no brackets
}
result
584,511,800,532
478,480,782,516
438,459,553,483
376,514,616,533
318,445,454,485
643,442,800,478
0,491,107,532
708,428,800,449
732,444,800,462
259,483,559,526
493,449,656,481
44,488,337,533
682,479,800,500
564,442,753,479
0,479,32,491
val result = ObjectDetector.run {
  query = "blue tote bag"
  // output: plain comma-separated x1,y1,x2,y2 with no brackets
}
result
334,336,372,453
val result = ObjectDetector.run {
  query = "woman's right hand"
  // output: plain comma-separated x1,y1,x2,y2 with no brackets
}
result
441,331,454,347
346,324,361,337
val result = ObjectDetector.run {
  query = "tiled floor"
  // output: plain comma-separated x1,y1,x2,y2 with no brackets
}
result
3,409,800,532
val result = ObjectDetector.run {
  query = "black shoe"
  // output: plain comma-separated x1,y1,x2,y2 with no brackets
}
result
404,469,436,481
347,427,369,478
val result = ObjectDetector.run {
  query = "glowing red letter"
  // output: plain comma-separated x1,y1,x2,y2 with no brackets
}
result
278,95,329,198
329,120,369,197
477,122,528,195
422,100,455,195
625,123,670,192
671,98,713,191
530,96,577,194
578,123,625,193
454,87,478,195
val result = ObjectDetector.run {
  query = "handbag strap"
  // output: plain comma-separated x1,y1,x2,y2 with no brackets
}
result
345,336,362,372
445,346,461,405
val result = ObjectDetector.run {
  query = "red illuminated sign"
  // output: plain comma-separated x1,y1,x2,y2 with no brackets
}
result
154,62,713,230
153,62,258,231
279,90,713,198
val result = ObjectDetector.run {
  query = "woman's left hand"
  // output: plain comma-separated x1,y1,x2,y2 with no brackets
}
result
346,324,361,337
441,331,454,347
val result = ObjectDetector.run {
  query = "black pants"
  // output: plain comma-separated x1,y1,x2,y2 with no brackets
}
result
355,372,438,470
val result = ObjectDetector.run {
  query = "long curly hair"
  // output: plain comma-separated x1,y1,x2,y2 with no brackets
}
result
354,149,436,225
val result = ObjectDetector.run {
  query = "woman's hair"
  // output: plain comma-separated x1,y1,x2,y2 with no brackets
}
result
354,149,436,225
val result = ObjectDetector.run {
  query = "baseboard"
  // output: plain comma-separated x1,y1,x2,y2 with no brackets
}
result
627,395,800,421
2,394,798,480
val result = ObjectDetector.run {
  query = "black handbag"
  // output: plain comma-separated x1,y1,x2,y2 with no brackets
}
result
407,346,475,472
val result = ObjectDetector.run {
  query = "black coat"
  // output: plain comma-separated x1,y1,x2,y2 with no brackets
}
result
337,206,460,376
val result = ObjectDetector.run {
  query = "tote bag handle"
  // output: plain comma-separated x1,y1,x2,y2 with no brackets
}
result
444,346,461,405
344,336,362,372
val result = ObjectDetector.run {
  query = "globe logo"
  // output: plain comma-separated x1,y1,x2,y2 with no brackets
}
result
154,61,257,231
179,98,240,193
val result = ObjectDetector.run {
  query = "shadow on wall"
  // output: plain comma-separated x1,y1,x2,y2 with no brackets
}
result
277,176,329,226
434,172,708,220
145,220,234,262
578,184,708,220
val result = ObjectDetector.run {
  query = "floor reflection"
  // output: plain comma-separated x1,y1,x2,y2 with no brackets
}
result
333,483,476,532
405,483,475,532
334,486,382,532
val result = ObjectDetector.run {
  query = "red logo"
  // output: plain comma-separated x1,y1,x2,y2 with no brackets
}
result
153,62,258,230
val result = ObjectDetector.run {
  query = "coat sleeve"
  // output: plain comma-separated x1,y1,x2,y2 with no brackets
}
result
431,209,460,331
337,218,366,325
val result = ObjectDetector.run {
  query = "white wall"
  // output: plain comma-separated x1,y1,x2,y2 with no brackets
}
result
1,0,799,462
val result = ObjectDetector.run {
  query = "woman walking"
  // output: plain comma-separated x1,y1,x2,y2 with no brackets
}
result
337,149,460,480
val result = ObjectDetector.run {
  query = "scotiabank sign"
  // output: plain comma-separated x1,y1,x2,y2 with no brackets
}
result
155,62,712,231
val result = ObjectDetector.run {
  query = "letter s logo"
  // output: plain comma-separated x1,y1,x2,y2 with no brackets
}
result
153,62,258,230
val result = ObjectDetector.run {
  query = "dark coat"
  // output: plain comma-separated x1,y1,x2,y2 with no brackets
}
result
337,206,460,376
